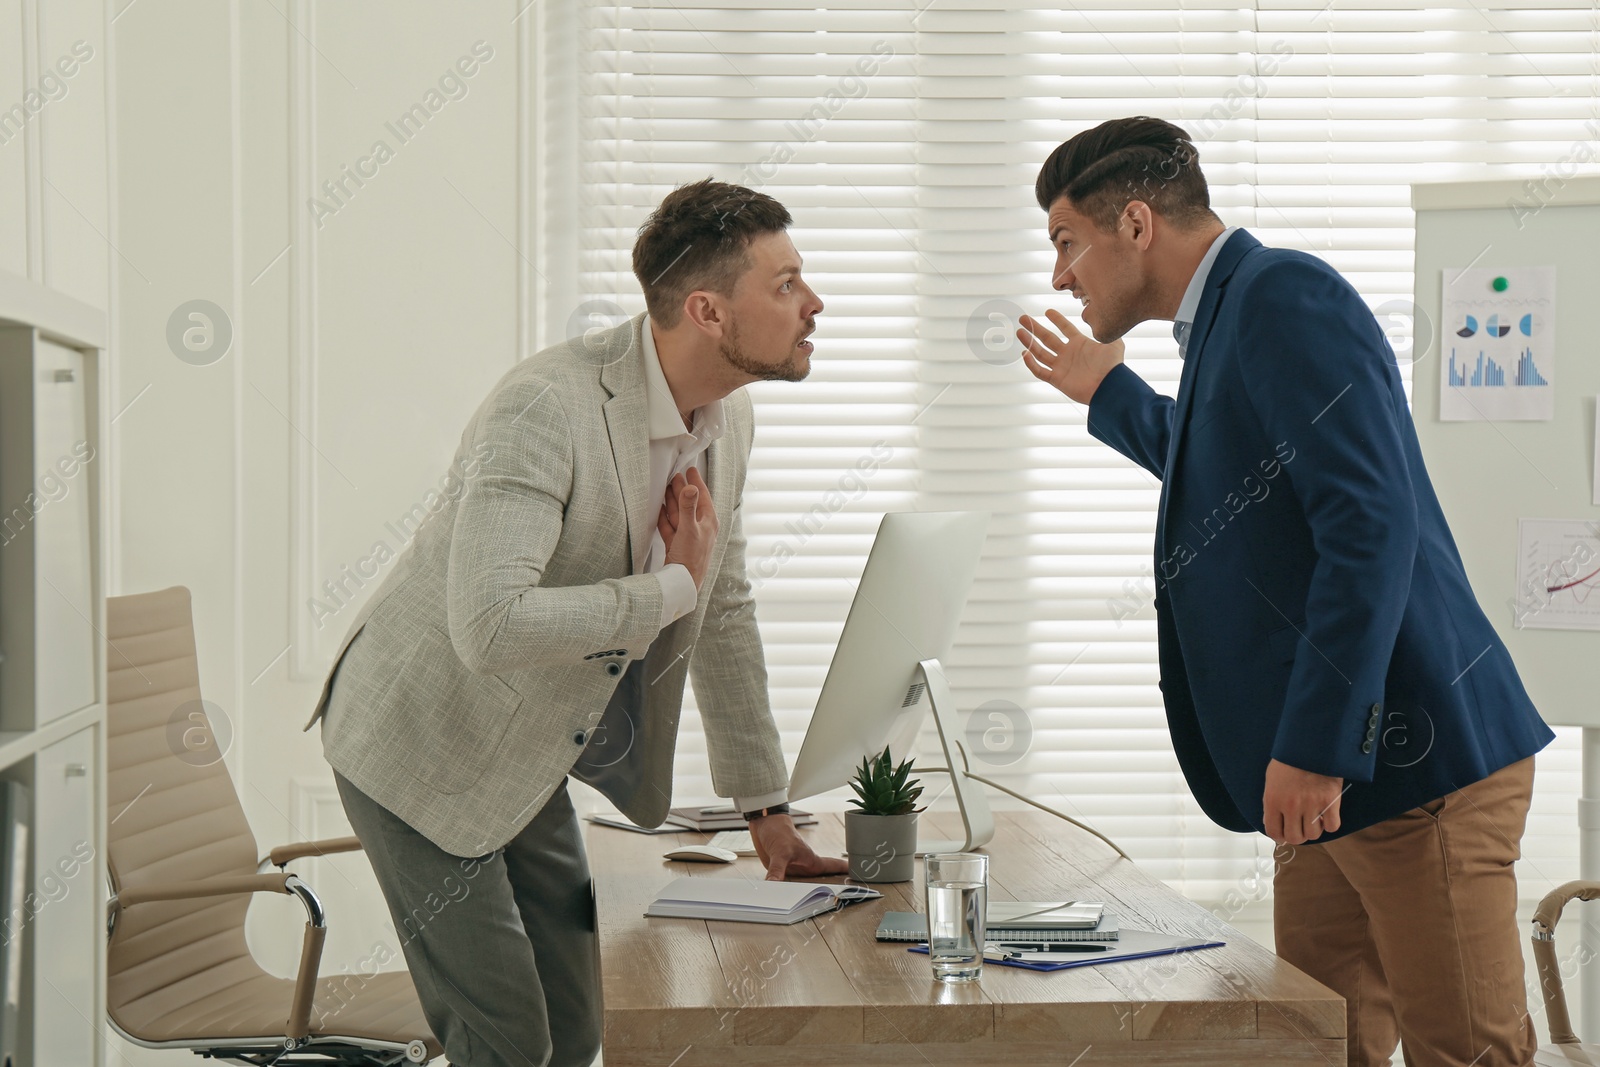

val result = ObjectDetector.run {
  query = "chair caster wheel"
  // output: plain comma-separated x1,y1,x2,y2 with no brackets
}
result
405,1038,430,1062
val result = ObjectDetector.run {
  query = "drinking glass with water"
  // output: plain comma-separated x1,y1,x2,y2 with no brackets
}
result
924,852,988,982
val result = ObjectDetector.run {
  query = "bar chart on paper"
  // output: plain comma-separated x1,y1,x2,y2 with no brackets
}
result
1446,347,1549,389
1439,266,1555,421
1514,519,1600,631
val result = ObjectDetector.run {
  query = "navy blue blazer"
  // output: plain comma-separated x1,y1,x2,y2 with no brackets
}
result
1086,228,1553,839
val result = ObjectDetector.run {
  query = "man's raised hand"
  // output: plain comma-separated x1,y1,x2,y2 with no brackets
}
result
1017,309,1126,406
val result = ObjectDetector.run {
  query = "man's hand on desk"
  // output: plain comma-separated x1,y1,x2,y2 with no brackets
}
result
748,814,849,881
1262,758,1344,846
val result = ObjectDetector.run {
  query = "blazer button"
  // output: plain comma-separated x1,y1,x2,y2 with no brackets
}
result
1361,740,1374,754
606,662,622,676
573,730,586,745
1370,702,1381,715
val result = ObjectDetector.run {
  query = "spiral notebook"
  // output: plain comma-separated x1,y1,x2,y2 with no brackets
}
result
876,906,1119,943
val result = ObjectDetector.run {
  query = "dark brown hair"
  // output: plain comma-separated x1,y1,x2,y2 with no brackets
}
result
1034,117,1218,233
631,179,793,327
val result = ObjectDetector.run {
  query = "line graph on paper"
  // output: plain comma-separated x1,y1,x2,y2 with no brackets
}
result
1515,519,1600,631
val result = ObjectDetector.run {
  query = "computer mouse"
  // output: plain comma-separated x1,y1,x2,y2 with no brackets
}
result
662,844,739,863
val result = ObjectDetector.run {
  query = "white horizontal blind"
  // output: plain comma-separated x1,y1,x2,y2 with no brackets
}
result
571,0,1598,900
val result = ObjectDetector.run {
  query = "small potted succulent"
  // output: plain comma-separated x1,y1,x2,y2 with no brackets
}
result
844,745,925,883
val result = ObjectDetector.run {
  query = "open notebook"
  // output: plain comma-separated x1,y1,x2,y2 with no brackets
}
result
645,877,882,925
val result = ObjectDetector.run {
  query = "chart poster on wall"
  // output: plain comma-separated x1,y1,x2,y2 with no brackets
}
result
1513,518,1600,631
1439,266,1555,422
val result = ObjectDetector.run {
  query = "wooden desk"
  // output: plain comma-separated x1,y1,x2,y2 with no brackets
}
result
585,809,1345,1065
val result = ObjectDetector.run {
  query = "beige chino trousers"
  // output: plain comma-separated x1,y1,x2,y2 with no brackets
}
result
1274,756,1538,1067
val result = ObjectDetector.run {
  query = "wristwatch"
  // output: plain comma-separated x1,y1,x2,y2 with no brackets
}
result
741,803,791,821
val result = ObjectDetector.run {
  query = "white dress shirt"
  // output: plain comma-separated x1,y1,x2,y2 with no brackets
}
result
639,318,716,628
1172,225,1239,359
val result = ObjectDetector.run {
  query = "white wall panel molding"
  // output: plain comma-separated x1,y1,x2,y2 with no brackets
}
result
287,0,321,683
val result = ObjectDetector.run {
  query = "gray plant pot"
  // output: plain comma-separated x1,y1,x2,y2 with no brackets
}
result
844,811,919,882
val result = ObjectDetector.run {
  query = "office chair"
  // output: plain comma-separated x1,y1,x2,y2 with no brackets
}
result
1533,880,1600,1064
105,585,443,1065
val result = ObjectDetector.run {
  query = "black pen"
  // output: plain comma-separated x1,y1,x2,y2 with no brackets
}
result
997,942,1108,952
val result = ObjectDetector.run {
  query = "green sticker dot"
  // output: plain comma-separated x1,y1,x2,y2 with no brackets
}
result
1492,276,1509,292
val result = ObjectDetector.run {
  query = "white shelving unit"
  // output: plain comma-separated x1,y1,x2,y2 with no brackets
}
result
0,267,109,1067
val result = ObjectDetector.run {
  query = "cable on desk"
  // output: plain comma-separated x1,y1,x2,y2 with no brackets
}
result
913,765,1131,861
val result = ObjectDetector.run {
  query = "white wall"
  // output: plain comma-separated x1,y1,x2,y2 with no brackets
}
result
0,0,110,299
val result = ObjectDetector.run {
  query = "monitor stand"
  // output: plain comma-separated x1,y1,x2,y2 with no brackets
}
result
911,657,995,855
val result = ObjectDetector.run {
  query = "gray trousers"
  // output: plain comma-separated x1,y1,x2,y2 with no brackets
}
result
333,769,602,1067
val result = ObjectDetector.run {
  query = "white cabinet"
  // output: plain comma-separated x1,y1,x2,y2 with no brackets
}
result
0,277,108,1067
29,340,95,726
0,327,101,731
31,729,95,1067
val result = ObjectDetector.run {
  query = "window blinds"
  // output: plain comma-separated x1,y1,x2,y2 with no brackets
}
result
561,0,1596,900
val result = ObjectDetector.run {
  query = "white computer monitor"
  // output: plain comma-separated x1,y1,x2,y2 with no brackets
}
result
786,510,994,854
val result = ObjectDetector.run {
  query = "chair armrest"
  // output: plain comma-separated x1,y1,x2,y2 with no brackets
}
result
111,872,329,1043
1533,879,1600,934
1532,879,1600,1045
116,872,293,908
266,835,364,868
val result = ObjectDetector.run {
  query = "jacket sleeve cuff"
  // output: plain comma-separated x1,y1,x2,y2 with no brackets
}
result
1270,696,1385,784
1085,363,1144,441
732,788,789,813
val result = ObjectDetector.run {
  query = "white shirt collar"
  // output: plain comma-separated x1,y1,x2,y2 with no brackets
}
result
1174,225,1240,329
642,316,725,444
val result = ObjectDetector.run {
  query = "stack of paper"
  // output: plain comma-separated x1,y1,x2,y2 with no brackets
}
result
707,829,757,855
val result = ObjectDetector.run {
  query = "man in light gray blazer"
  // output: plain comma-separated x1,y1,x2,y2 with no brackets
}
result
304,179,842,1067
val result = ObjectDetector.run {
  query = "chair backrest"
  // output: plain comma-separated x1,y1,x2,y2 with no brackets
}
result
105,585,265,1037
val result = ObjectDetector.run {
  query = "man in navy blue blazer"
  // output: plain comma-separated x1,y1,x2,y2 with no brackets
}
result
1018,117,1553,1066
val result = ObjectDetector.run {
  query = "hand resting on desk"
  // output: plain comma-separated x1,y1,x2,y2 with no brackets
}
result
749,813,849,881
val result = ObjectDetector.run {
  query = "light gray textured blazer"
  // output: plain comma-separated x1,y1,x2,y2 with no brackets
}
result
303,314,789,856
